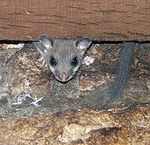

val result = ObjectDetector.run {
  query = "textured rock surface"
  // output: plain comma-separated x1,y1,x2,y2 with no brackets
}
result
0,104,149,145
9,44,53,101
0,42,149,144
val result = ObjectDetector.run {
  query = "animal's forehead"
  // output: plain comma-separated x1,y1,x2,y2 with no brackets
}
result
53,39,76,49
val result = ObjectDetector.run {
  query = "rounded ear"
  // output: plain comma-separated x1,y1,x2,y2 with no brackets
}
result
76,37,92,51
39,34,53,50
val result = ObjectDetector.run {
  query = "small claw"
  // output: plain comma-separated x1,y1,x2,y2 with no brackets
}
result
38,57,44,62
42,60,46,66
38,57,48,68
44,62,48,68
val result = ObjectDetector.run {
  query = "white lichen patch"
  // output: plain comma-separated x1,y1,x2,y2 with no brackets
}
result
11,79,43,106
31,97,43,107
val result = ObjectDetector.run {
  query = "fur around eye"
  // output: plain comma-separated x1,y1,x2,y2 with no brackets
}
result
50,55,57,66
71,56,78,67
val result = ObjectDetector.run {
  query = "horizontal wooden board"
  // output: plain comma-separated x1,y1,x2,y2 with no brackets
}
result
0,0,150,40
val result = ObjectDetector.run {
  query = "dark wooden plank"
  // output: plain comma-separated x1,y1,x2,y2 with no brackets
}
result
0,0,150,40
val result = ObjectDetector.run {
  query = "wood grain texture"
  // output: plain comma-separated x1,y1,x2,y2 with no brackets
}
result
0,0,150,40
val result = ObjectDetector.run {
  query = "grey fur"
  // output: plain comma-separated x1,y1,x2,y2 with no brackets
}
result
34,35,92,82
109,42,134,100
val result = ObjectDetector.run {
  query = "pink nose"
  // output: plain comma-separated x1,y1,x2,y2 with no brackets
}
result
59,72,69,81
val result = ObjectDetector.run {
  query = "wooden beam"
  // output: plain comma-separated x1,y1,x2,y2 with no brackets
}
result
0,0,150,40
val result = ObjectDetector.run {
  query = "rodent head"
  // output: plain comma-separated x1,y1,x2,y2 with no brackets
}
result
34,35,92,82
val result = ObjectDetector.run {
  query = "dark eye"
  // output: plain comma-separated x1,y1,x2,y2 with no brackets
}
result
71,56,78,67
50,55,57,66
